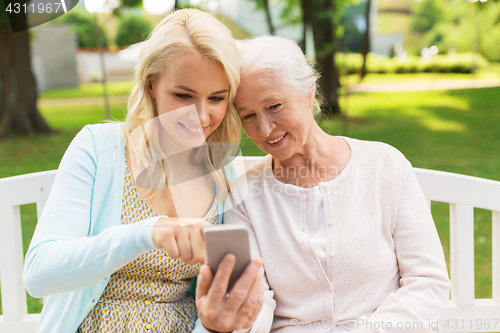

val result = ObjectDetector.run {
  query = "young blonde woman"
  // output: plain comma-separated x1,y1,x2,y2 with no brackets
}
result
23,9,263,332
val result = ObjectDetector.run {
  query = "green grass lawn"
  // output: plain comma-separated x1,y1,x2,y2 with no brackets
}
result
38,64,500,102
39,81,135,100
342,64,500,85
1,83,499,315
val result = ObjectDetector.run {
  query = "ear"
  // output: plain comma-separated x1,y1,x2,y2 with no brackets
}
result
148,83,155,100
308,90,315,109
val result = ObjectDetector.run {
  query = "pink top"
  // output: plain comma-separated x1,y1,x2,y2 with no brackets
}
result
224,137,451,333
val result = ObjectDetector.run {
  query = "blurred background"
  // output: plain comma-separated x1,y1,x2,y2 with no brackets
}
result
0,0,499,318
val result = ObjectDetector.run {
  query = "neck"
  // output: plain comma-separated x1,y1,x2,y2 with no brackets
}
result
274,122,334,170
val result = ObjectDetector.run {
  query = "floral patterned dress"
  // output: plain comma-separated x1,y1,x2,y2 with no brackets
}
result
77,155,218,333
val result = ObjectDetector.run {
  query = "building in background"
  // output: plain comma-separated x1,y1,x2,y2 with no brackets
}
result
30,24,79,92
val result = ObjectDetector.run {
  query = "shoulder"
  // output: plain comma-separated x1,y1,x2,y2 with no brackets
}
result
226,155,271,200
342,137,413,186
72,123,124,155
344,136,409,167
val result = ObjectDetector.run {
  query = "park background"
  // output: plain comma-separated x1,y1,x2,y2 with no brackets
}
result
0,0,499,323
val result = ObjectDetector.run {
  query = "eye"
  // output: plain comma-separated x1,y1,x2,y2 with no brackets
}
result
269,103,281,110
209,96,225,102
176,93,192,100
241,113,255,121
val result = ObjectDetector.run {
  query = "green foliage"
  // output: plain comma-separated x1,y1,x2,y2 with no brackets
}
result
121,0,143,7
55,7,109,47
424,1,500,62
337,52,489,75
280,0,302,25
177,4,204,11
339,2,365,53
214,13,251,40
115,14,152,47
410,0,446,33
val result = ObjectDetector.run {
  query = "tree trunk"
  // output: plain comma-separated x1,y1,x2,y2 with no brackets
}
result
0,22,51,137
360,0,371,80
310,0,341,117
92,15,110,120
262,0,275,35
299,0,310,54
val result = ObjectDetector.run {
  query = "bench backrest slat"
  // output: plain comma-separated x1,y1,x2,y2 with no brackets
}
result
449,203,475,306
492,211,500,302
0,206,28,321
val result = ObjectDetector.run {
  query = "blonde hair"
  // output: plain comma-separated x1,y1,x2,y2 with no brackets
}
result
123,9,241,200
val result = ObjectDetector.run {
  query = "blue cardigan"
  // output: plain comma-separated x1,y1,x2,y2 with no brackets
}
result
23,123,226,333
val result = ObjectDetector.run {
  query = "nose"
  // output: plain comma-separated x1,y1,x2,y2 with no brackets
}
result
256,114,276,138
189,101,208,125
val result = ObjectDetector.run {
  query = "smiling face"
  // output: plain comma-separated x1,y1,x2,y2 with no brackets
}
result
149,51,230,149
235,70,315,162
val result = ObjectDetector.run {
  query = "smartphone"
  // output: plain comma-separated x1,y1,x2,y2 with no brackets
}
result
203,224,252,292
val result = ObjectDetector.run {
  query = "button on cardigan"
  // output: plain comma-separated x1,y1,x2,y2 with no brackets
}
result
224,137,451,333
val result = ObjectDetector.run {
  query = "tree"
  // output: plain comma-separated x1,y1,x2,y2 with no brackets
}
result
57,7,109,48
423,0,500,62
251,0,348,117
309,0,341,117
360,0,371,80
250,0,276,35
0,1,52,137
262,0,275,35
410,0,445,34
115,14,152,47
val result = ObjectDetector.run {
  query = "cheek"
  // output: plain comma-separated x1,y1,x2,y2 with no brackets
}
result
155,95,181,115
210,103,229,126
219,102,230,117
241,122,257,139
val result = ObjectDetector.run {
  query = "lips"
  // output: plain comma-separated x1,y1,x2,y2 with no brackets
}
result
266,133,287,144
178,122,210,137
179,122,207,132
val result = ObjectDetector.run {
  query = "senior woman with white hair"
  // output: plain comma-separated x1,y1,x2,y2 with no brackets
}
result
197,35,451,333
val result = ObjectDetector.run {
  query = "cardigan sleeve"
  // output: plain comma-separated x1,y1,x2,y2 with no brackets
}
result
23,126,162,298
353,158,451,333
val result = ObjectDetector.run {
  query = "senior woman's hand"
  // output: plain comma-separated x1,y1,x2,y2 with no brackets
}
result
196,254,265,332
152,218,210,265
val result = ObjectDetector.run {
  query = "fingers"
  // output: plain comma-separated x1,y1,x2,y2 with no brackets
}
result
196,264,214,304
161,230,180,258
236,265,264,329
197,256,236,332
189,228,206,264
197,257,266,332
175,232,193,262
152,218,207,265
224,258,263,310
205,254,236,306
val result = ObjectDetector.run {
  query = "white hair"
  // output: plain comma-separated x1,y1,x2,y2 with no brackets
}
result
237,35,320,104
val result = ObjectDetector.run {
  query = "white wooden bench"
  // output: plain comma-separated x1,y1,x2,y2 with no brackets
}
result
1,156,499,333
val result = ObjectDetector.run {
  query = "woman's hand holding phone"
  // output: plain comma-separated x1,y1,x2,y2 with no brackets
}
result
196,255,265,332
151,217,210,265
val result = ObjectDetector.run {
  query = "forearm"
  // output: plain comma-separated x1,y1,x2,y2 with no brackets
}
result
23,216,160,298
